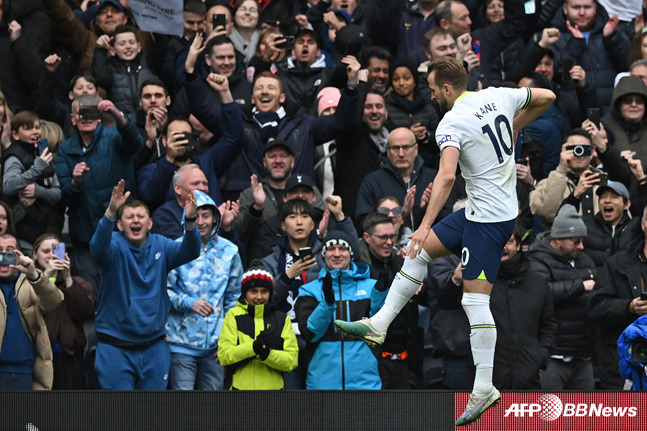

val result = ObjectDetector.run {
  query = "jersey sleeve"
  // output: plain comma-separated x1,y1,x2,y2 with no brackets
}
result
436,119,462,152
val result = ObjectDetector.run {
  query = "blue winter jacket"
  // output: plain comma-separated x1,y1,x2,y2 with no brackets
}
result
295,262,386,390
56,117,143,246
166,234,243,356
618,315,647,390
90,215,201,343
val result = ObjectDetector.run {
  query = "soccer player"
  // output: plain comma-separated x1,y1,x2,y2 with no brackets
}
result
335,56,555,426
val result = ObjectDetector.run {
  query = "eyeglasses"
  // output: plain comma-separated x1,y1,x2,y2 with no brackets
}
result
386,143,417,152
238,7,258,13
566,238,584,245
620,95,645,105
369,233,399,243
377,206,403,217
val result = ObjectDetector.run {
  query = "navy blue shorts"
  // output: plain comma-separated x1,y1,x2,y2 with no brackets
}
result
433,208,516,283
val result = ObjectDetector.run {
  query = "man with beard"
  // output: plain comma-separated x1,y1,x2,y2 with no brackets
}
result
361,46,392,95
527,204,597,391
335,57,555,426
136,74,243,213
333,90,390,218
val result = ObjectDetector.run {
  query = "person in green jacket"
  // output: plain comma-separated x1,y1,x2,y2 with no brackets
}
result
218,264,298,390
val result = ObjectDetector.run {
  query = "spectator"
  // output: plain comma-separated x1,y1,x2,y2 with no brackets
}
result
33,233,96,390
544,0,630,113
132,78,172,170
0,201,15,236
137,73,243,212
333,89,389,218
375,196,413,252
530,129,602,230
582,181,644,267
355,127,453,234
588,205,647,389
528,204,597,390
187,62,360,201
295,230,385,389
360,45,392,95
92,25,159,118
230,0,262,64
166,190,242,390
90,180,201,390
385,62,440,168
245,27,288,79
55,95,144,289
2,111,61,248
0,233,63,390
218,264,299,390
151,164,238,240
314,87,341,197
41,0,149,74
0,90,13,148
360,212,424,389
602,76,647,173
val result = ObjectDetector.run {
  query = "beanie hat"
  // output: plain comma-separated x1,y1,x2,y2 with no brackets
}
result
321,230,355,258
550,204,587,239
241,266,274,297
317,87,342,116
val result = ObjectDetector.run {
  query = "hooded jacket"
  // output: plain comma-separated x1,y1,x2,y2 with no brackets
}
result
276,55,334,115
601,75,647,167
527,232,597,357
295,262,386,389
618,314,647,390
582,210,642,267
218,297,298,390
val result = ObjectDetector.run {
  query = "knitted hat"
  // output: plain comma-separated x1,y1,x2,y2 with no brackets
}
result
241,266,274,297
321,230,355,258
550,204,587,239
317,87,341,116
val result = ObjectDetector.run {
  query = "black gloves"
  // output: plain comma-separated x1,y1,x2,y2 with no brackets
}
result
253,330,284,359
323,271,335,305
253,331,271,360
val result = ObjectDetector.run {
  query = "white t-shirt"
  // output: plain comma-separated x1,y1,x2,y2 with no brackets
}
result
436,87,531,223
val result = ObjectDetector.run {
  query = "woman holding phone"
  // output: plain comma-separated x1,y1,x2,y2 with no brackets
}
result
32,233,96,389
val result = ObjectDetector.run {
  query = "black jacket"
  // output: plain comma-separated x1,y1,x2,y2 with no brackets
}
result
587,239,647,388
582,211,642,268
527,232,597,357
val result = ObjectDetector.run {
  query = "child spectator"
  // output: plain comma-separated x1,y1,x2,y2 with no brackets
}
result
92,25,159,117
218,265,298,390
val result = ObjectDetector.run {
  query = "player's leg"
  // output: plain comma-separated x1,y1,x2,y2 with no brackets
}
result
456,218,515,426
334,210,463,345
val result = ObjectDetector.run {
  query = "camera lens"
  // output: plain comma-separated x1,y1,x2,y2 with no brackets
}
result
573,145,584,157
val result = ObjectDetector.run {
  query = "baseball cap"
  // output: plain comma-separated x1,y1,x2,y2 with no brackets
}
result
98,0,125,12
263,139,293,156
285,174,315,193
595,181,630,201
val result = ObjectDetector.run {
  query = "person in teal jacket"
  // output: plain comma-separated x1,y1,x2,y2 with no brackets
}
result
166,190,243,390
90,180,201,390
218,265,298,390
295,230,386,390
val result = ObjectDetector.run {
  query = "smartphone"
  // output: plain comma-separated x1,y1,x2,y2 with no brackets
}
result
78,103,102,120
0,251,16,266
276,35,295,50
595,171,608,187
562,59,575,82
641,293,647,301
299,247,313,260
52,242,66,261
212,13,226,30
515,158,528,166
180,132,197,149
587,108,601,125
38,138,49,154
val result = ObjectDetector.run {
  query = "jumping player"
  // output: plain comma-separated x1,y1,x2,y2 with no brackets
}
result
335,57,555,426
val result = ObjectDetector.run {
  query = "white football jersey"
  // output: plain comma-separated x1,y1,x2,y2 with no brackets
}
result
436,87,531,223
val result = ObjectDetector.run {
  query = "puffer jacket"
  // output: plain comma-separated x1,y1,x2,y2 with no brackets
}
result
618,314,647,390
527,232,597,357
0,273,64,390
295,262,386,389
548,3,629,113
276,55,333,114
166,233,243,355
218,298,298,390
582,211,642,267
601,75,647,168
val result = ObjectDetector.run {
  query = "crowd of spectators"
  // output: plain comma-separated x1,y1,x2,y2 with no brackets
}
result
2,0,647,391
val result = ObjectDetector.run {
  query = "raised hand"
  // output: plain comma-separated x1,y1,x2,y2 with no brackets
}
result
185,32,205,74
107,179,130,219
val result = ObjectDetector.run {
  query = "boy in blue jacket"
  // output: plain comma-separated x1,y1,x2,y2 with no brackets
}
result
90,179,201,390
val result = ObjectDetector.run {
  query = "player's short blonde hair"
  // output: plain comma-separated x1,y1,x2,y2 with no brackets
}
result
427,56,467,92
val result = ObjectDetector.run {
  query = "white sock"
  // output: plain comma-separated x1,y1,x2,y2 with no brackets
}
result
370,249,430,332
461,292,496,397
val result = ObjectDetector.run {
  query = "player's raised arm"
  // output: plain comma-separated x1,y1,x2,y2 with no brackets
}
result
513,88,556,133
